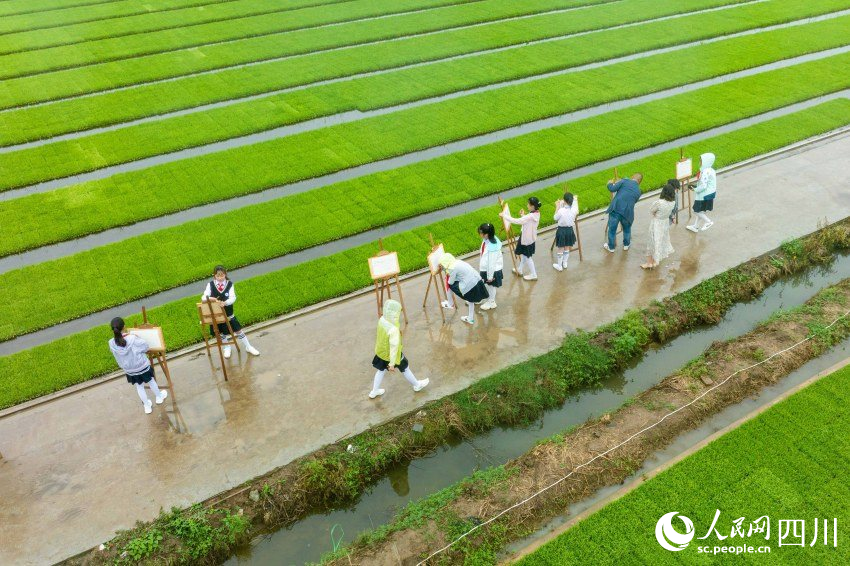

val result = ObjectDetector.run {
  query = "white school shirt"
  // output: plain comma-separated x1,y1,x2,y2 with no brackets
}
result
447,259,482,294
553,197,579,227
202,280,237,305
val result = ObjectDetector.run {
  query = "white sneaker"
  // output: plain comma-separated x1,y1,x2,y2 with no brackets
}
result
623,245,630,251
603,243,614,253
461,316,474,325
523,274,538,281
701,221,714,231
413,378,430,392
441,300,455,309
480,301,493,311
686,225,699,233
368,389,385,399
552,263,563,272
155,390,168,405
223,345,232,359
246,345,260,356
143,401,153,414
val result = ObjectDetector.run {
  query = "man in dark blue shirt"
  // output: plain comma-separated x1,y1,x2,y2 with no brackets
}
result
604,173,643,252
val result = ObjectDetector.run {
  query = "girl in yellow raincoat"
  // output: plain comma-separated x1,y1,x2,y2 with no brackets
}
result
370,300,429,399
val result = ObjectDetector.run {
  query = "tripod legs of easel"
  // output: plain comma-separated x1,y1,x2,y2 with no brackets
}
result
374,276,409,324
201,319,240,381
423,271,446,323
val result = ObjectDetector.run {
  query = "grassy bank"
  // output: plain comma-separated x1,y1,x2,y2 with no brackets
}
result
520,363,850,564
2,101,849,407
325,277,850,564
7,7,849,190
0,0,753,143
69,223,850,564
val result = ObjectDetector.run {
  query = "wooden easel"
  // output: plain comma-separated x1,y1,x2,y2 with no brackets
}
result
675,149,694,223
423,234,447,323
197,299,240,381
128,306,173,390
369,239,408,324
498,196,521,276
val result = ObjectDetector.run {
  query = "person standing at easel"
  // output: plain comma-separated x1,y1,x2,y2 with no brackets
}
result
108,317,167,414
201,265,260,358
604,173,642,253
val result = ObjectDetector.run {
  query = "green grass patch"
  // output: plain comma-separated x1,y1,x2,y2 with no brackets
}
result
1,101,849,408
0,0,594,88
518,363,850,565
2,55,850,343
3,0,844,188
0,0,342,36
5,32,850,256
0,0,473,56
0,0,759,144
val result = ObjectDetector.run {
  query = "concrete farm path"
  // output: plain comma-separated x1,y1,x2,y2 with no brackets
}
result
0,135,849,564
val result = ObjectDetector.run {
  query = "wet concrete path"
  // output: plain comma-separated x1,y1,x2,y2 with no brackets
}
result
0,136,849,564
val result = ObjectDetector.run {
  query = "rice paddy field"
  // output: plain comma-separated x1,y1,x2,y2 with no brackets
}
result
518,363,850,565
2,0,850,409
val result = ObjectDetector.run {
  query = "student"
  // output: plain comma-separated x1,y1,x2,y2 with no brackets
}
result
604,173,642,252
642,183,677,270
478,223,503,310
369,300,429,399
687,153,717,233
553,192,579,271
500,196,541,280
440,253,489,325
108,317,167,414
201,265,260,358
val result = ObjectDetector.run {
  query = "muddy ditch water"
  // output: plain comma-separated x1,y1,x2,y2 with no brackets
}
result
224,256,850,565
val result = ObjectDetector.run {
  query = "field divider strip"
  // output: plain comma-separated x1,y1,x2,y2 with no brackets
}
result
1,97,848,354
0,0,773,150
0,0,601,81
3,11,846,197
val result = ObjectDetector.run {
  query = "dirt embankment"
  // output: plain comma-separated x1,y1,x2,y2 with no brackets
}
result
331,280,850,565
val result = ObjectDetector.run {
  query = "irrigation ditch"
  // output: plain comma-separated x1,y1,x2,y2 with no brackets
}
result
64,219,850,565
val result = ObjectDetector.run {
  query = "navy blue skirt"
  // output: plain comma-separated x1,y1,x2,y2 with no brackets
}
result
372,354,409,372
554,226,576,248
450,280,490,304
126,365,154,385
514,242,536,257
693,199,714,212
480,269,503,288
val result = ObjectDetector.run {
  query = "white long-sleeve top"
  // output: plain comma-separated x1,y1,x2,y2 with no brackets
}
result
109,334,151,375
202,280,236,305
446,259,482,294
479,238,504,280
502,210,540,245
553,197,579,227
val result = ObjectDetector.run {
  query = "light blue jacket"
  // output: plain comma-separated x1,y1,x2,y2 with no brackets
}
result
694,153,717,201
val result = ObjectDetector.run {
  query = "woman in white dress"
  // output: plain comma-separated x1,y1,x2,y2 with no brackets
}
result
642,183,677,270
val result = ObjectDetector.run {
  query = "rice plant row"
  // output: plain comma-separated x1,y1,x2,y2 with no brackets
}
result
0,0,590,81
0,0,127,18
0,99,847,409
0,0,756,138
0,0,473,56
518,363,850,564
2,9,847,195
0,0,307,36
4,34,849,257
2,59,849,342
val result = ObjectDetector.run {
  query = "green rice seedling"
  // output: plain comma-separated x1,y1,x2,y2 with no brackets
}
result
3,45,850,255
0,99,847,407
0,0,594,84
4,1,846,186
